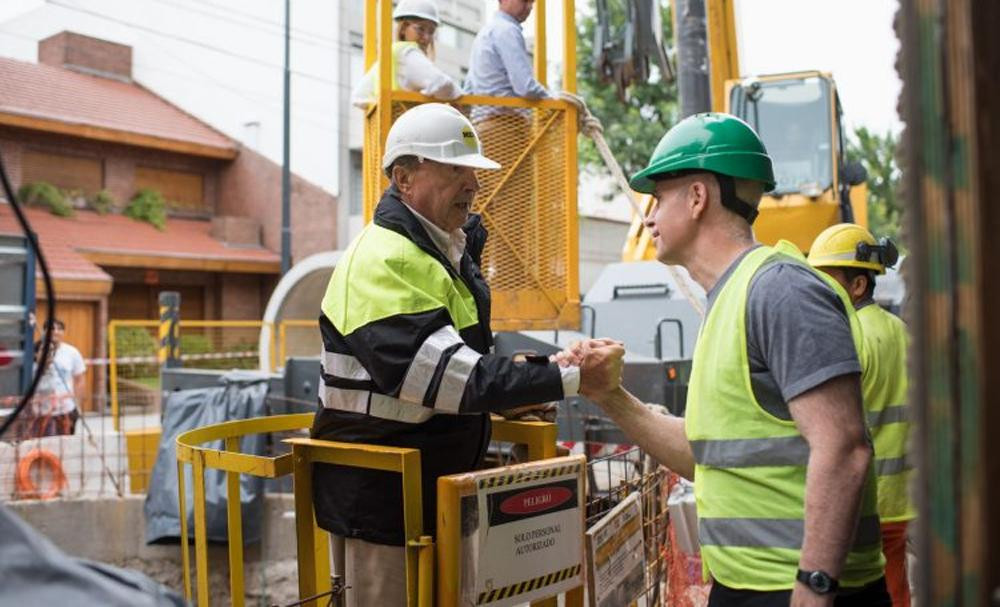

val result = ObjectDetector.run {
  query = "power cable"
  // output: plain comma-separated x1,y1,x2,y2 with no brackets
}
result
558,91,706,317
44,0,342,86
143,0,338,50
0,150,56,438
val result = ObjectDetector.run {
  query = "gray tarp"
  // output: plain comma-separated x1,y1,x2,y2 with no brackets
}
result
0,504,185,606
144,371,270,545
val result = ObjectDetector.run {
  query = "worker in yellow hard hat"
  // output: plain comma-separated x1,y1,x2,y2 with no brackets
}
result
809,223,912,607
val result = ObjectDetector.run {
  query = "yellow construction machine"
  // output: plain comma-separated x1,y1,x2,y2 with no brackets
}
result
622,0,869,260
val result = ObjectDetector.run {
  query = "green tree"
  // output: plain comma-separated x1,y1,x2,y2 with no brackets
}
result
846,126,903,249
576,0,678,181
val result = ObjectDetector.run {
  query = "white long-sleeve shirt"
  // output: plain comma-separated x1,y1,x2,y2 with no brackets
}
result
351,46,461,108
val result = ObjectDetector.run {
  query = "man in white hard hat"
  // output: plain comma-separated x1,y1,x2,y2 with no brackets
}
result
311,103,622,605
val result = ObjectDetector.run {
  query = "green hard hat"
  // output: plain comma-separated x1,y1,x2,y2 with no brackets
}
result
629,112,776,194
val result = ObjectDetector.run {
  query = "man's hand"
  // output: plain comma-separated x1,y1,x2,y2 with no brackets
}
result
565,339,625,401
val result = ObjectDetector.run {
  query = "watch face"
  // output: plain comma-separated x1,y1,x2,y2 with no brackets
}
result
809,571,832,593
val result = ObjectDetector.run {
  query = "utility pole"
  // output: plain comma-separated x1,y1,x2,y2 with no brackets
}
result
280,0,292,275
674,0,711,118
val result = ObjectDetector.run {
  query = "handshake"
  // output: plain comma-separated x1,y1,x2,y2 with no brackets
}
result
552,338,626,401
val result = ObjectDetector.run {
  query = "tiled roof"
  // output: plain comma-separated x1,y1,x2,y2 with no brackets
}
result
0,205,279,282
0,57,236,156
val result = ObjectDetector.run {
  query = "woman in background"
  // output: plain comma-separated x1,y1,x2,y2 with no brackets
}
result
351,0,460,108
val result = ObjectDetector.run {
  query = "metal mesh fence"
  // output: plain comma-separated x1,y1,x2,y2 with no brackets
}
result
110,321,264,430
583,448,709,607
0,392,131,499
365,98,579,331
0,320,279,503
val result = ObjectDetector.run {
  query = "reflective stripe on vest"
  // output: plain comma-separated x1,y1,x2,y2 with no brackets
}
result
875,456,912,476
686,244,884,590
866,403,909,427
700,514,882,551
388,41,419,91
690,436,809,468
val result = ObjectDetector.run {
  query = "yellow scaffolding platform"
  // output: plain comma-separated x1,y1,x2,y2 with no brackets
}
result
361,0,581,331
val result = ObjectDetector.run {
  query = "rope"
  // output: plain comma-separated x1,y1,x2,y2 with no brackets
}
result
558,91,705,317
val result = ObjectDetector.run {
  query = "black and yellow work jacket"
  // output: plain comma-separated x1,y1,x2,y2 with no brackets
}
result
311,187,565,545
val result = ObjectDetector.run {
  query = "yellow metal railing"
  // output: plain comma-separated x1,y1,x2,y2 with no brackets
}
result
286,437,432,607
277,319,318,367
175,413,311,607
175,413,560,606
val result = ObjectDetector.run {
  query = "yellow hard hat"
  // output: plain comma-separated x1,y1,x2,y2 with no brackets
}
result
807,223,898,274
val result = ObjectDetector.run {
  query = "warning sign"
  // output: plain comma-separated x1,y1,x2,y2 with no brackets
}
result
585,492,646,607
456,455,585,606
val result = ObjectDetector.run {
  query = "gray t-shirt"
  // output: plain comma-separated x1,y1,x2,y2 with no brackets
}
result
705,246,861,420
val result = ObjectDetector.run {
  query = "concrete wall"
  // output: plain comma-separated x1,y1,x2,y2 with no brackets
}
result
7,494,300,605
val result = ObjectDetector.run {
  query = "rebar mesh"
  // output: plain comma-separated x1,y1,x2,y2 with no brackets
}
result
584,446,710,607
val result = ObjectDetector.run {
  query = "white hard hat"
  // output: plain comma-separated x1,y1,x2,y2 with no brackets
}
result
393,0,441,25
382,103,501,171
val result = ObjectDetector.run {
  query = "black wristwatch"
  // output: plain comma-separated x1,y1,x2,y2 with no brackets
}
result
796,569,839,595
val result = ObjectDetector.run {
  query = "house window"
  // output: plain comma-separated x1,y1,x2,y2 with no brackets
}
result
134,166,204,211
21,150,103,195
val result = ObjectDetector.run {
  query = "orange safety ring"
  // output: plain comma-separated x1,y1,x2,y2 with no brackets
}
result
16,448,67,500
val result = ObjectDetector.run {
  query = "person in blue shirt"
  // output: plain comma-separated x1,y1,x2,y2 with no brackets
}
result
465,0,549,114
464,0,551,283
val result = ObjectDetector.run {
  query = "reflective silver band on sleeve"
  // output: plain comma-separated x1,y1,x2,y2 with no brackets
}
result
434,345,483,413
321,351,371,381
399,325,463,405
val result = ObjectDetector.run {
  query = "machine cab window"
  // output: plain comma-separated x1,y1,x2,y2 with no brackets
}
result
730,75,835,197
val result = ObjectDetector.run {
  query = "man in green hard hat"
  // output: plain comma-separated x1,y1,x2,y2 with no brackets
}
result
568,113,890,605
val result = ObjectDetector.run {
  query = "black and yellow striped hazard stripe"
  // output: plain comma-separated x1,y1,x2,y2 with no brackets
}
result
476,564,582,605
477,463,581,490
158,301,179,364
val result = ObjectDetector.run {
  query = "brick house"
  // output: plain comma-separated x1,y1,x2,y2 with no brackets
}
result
0,32,339,405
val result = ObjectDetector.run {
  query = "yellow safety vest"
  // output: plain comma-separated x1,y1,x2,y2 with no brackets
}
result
857,303,914,522
370,41,419,93
686,244,884,590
